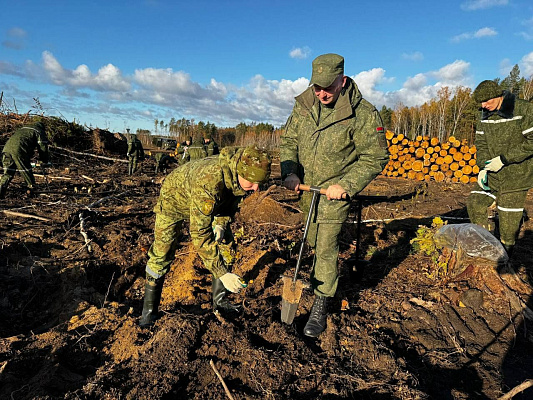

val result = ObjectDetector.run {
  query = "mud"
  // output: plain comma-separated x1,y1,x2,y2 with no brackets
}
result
1,138,532,399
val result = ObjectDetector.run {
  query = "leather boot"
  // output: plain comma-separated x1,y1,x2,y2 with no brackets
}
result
304,296,328,337
212,278,242,313
139,276,164,327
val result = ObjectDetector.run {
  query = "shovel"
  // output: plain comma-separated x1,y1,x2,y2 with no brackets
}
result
281,184,326,324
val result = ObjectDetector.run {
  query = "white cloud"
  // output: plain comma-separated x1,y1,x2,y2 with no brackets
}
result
41,51,130,91
521,51,533,77
2,26,28,49
518,16,533,40
402,51,424,61
461,0,508,11
289,47,311,59
451,27,497,42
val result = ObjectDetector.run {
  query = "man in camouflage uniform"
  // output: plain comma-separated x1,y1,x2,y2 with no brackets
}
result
467,80,533,258
204,134,220,156
180,136,207,164
127,133,145,175
176,136,192,162
281,53,389,337
139,145,271,327
154,152,177,174
0,120,50,198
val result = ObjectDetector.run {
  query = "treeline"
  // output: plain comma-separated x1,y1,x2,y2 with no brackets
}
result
140,65,532,150
381,65,533,145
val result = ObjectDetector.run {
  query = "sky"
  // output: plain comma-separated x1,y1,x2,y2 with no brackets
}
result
1,0,533,133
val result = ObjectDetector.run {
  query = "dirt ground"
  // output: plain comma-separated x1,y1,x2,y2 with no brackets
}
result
1,136,532,399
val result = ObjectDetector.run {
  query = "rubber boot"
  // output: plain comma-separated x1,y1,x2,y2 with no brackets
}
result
0,184,6,199
212,278,242,313
304,296,328,338
139,276,164,327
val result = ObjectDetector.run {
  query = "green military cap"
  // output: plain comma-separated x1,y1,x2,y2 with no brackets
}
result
472,80,503,103
237,145,271,184
310,53,344,88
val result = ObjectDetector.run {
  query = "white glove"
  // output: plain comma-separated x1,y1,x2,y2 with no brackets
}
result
477,169,490,190
213,225,225,242
219,272,246,293
484,156,504,172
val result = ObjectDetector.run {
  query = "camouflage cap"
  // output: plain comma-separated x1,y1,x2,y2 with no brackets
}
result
472,80,503,103
236,146,271,184
310,53,344,88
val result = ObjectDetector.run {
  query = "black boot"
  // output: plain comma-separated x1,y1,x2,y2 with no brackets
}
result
304,296,328,338
139,276,164,327
212,278,242,313
0,184,6,199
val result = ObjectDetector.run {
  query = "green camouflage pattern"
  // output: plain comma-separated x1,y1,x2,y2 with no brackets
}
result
149,147,262,279
206,139,220,156
236,146,271,184
281,77,389,222
474,96,533,193
180,138,207,164
1,123,49,190
310,53,344,88
472,80,503,103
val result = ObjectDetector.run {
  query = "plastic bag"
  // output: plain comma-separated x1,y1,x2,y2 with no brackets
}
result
434,223,508,262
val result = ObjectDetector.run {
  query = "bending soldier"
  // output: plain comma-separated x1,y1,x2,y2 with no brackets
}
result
0,120,50,198
140,145,271,327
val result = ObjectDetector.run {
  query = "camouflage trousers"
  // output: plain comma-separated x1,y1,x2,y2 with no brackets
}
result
146,213,236,280
128,156,139,174
467,188,527,246
306,221,342,298
0,152,35,189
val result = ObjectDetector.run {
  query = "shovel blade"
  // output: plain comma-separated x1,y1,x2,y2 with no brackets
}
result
281,298,299,324
280,275,308,324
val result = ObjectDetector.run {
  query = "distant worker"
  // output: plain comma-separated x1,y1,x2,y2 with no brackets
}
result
127,131,145,175
154,152,177,174
139,145,271,327
281,53,389,337
467,80,533,258
176,136,192,162
204,134,220,156
180,136,207,164
0,120,50,198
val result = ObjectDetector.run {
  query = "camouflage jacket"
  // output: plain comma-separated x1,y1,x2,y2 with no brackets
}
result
281,78,389,222
475,92,533,193
206,140,220,156
153,147,247,278
127,139,144,159
3,125,49,163
182,139,207,163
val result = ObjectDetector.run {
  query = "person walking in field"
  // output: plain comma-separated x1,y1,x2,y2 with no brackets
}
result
281,53,389,337
0,120,50,198
467,80,533,258
139,145,271,327
127,132,145,175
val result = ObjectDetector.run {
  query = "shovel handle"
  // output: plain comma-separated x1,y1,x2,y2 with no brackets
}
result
298,184,348,200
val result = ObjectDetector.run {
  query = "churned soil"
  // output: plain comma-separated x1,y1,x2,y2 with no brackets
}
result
1,143,532,399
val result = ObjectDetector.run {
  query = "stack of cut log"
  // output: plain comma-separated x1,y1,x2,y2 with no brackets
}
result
382,131,479,184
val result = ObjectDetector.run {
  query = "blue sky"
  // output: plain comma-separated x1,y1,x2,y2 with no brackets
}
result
1,0,532,133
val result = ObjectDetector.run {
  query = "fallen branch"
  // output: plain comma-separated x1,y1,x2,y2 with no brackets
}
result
79,211,92,253
497,379,533,400
2,210,51,221
209,359,235,400
52,145,128,163
34,174,72,181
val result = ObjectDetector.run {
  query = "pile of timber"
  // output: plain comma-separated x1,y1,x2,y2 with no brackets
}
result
382,131,479,184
